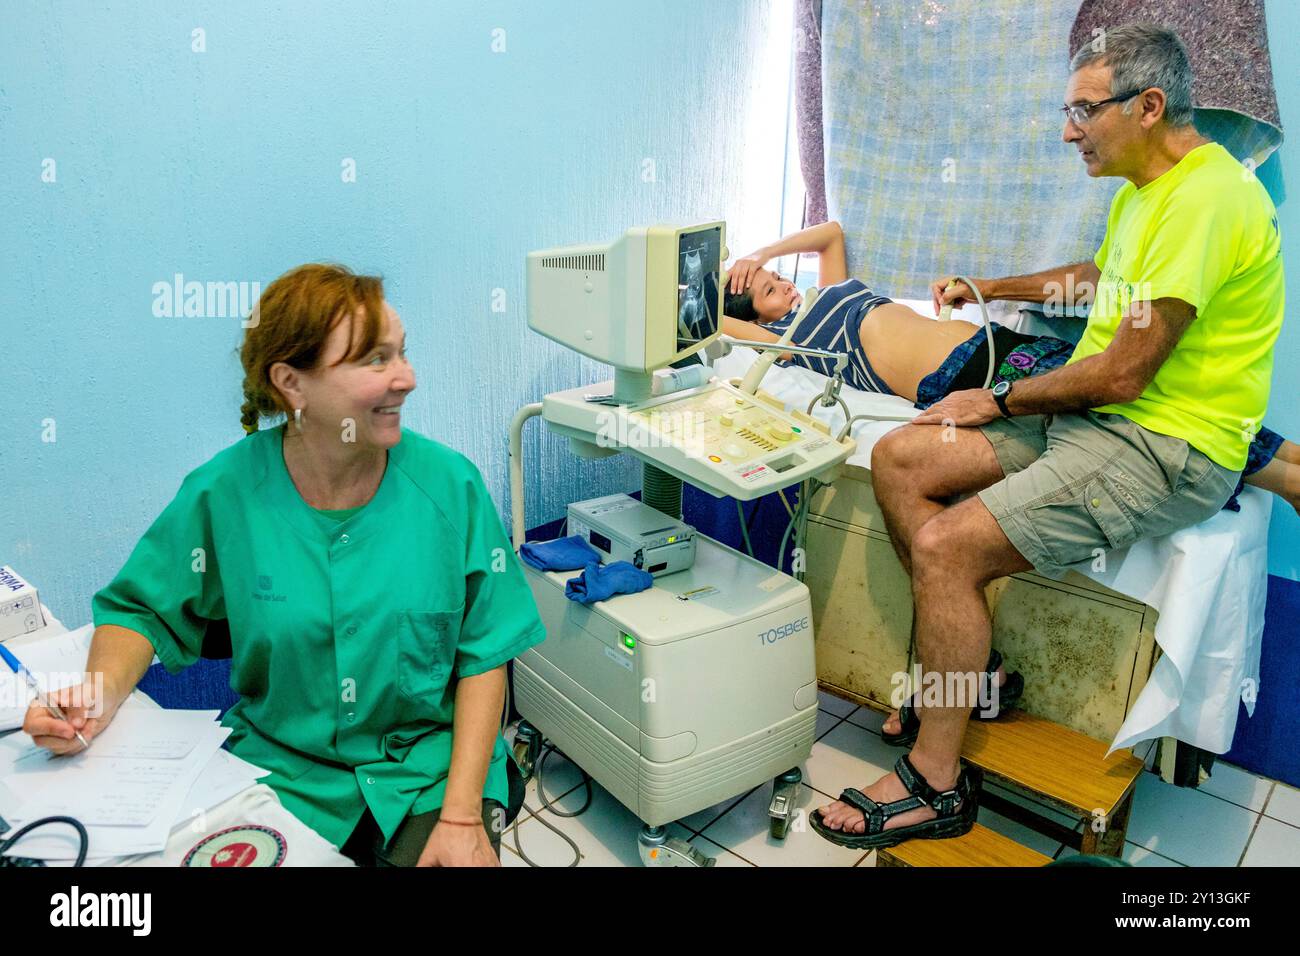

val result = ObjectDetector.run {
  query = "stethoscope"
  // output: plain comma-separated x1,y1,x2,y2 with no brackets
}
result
0,815,89,867
0,726,90,867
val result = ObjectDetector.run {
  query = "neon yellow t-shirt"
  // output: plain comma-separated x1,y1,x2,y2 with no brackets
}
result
1067,142,1284,470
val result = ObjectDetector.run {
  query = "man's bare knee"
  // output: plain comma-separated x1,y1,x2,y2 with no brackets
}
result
872,424,946,484
913,500,1028,587
910,516,961,583
870,426,911,473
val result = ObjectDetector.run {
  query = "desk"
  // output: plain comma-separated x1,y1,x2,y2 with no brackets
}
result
1,609,352,867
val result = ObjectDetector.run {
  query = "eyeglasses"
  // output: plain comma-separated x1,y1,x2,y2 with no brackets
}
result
1061,89,1143,126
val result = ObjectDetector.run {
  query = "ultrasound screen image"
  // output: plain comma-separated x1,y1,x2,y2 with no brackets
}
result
676,225,721,347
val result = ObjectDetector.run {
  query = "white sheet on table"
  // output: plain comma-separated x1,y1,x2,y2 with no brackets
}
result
710,344,1270,756
71,706,223,761
1,732,268,863
0,695,239,859
4,721,229,826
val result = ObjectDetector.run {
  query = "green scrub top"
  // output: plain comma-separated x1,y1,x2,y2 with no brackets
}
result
92,426,546,848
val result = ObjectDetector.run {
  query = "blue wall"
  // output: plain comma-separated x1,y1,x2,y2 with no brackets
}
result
1262,0,1300,582
0,0,788,624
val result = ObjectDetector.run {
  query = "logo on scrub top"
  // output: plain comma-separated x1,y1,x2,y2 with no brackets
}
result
252,574,285,603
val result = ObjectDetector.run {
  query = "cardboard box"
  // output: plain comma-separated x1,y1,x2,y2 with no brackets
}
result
0,566,46,642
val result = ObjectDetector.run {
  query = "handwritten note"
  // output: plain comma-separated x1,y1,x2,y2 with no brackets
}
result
32,758,202,826
79,708,222,760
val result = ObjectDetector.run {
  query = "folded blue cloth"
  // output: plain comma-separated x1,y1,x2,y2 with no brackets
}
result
564,560,654,605
519,535,601,572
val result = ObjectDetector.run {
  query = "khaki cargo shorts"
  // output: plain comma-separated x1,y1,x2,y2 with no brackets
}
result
976,411,1241,578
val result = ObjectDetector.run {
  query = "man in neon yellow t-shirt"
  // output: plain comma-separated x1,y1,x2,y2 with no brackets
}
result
811,23,1285,851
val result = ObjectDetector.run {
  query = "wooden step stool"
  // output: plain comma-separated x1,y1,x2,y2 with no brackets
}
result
855,703,1146,865
964,709,1145,857
878,823,1052,867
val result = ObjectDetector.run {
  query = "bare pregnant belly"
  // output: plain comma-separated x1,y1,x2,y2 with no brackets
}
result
858,304,981,401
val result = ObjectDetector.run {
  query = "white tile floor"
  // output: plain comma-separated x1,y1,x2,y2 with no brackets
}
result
501,691,1300,867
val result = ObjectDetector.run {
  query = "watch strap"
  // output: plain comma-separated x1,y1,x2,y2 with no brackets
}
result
992,384,1012,418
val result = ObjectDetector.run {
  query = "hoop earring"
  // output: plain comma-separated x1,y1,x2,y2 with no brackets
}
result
294,407,303,432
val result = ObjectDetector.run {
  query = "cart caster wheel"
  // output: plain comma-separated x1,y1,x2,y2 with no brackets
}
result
512,720,542,779
511,740,533,778
638,825,715,867
768,767,802,840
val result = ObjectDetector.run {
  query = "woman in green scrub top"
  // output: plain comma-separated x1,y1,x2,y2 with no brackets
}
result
24,264,546,867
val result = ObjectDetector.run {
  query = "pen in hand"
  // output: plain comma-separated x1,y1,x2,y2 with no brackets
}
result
0,641,91,752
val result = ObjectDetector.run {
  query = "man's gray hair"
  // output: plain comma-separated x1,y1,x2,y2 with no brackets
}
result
1070,22,1195,127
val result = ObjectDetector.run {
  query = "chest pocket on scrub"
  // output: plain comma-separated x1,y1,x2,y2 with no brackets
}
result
397,606,463,702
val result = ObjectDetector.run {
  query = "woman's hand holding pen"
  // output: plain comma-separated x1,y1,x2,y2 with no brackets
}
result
23,678,124,756
22,623,153,756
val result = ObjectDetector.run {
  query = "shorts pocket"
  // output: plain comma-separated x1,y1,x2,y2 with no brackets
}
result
397,606,463,703
1028,474,1142,570
1121,419,1200,495
1171,445,1212,495
1083,476,1142,551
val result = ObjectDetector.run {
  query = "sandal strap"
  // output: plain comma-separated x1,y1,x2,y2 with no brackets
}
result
896,754,969,815
987,648,1002,674
837,787,886,830
838,787,929,831
873,793,928,817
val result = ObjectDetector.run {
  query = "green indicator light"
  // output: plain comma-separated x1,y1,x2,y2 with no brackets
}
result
622,634,636,649
667,535,676,543
792,425,802,433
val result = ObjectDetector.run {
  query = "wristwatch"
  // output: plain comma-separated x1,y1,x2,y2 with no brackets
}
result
991,380,1013,418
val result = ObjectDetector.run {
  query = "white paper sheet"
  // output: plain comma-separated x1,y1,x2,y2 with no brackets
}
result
6,724,229,827
172,747,271,829
6,729,232,859
75,707,222,760
1,711,237,860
